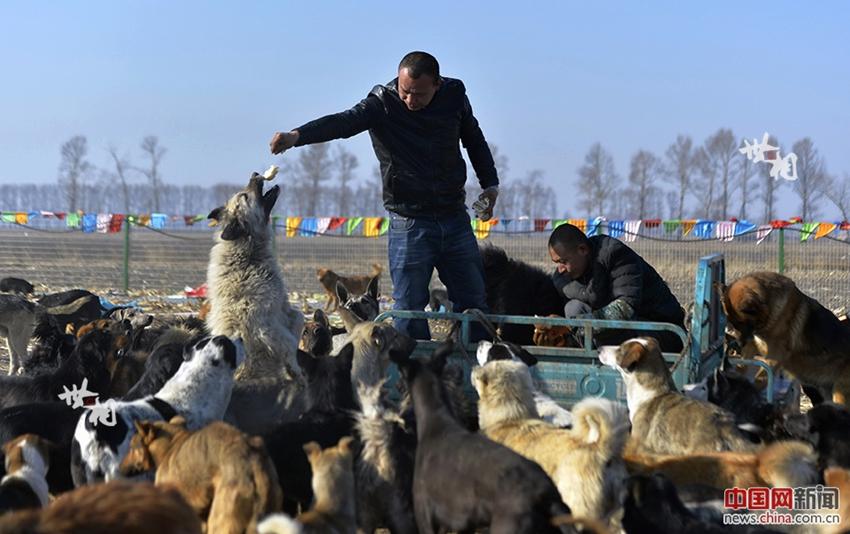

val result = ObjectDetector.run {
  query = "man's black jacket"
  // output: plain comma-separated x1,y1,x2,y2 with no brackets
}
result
552,235,685,325
294,77,498,217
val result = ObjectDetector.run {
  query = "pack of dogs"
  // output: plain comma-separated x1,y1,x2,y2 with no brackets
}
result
1,175,849,533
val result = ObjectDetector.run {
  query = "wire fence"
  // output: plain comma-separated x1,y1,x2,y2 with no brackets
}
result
1,218,849,311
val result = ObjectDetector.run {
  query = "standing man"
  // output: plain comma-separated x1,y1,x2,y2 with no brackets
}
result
270,51,499,340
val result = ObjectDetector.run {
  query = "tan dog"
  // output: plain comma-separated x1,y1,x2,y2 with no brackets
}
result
317,263,382,313
119,416,283,534
258,437,357,534
599,337,757,455
624,440,818,492
472,359,629,523
0,480,202,534
718,272,850,404
821,467,850,533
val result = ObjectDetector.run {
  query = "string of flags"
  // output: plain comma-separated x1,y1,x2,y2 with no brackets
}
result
2,210,849,242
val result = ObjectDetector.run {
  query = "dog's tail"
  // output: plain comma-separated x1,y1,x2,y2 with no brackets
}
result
257,513,303,534
370,263,383,277
570,397,630,459
249,436,285,531
756,440,818,488
551,513,608,534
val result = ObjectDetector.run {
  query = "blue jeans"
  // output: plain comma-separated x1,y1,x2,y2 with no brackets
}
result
388,211,490,341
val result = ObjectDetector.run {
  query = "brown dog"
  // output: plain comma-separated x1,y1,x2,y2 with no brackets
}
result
0,479,202,534
718,272,850,405
599,337,757,455
317,264,382,312
258,437,357,534
533,315,575,347
119,416,283,534
624,440,818,493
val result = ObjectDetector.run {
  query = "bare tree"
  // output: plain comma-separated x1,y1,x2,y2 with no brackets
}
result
663,135,695,220
736,141,757,220
58,135,92,212
826,173,850,222
791,137,829,221
334,146,358,215
693,147,715,218
577,143,618,216
106,146,134,213
295,143,333,215
626,149,660,219
758,134,783,222
703,128,738,219
139,136,166,212
517,170,557,218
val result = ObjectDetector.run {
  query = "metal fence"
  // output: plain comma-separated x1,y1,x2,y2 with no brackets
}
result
2,219,849,310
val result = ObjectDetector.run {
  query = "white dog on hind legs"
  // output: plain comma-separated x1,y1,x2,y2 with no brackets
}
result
206,172,304,382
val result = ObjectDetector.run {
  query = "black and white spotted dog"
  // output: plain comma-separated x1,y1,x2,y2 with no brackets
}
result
71,335,245,485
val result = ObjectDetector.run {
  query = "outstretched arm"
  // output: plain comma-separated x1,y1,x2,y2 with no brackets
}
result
270,94,382,154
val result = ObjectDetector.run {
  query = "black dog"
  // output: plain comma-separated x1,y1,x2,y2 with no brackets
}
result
392,340,574,534
21,311,77,375
623,473,779,534
36,289,108,332
0,327,126,411
480,244,564,345
262,344,358,514
705,366,790,443
0,277,34,295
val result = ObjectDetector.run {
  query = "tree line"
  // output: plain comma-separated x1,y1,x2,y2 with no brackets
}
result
1,131,847,222
577,130,849,222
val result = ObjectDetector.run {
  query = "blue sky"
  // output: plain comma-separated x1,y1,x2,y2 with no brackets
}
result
1,1,848,219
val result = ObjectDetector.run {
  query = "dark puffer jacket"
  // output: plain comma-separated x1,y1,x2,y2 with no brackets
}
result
552,235,685,325
293,77,498,217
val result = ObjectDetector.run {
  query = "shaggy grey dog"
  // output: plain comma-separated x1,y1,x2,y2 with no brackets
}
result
206,173,304,381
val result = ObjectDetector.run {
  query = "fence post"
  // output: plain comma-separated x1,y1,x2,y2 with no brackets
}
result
778,227,785,274
123,216,131,293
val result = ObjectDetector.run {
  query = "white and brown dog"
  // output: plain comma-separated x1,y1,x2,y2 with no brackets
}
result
0,434,53,512
599,337,757,455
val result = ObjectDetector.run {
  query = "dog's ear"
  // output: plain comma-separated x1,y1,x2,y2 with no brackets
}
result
261,184,280,218
429,339,453,374
337,436,354,454
619,340,647,372
335,343,354,372
296,349,318,377
335,281,350,305
220,219,247,241
366,275,380,301
313,309,329,328
168,416,187,427
303,441,322,458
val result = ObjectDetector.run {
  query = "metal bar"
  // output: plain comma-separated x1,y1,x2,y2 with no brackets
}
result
123,217,131,293
778,227,785,274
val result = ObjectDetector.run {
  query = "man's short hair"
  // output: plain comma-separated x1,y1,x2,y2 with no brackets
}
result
548,223,589,251
398,51,440,82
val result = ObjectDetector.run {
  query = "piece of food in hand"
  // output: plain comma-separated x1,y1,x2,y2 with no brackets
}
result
262,165,279,181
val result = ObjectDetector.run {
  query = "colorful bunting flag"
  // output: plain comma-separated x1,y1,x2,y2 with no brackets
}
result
734,221,757,236
109,214,125,233
801,222,819,241
345,217,363,236
534,219,550,232
300,218,318,237
681,220,697,237
82,213,97,233
715,221,736,242
643,219,661,228
286,217,302,237
624,220,641,242
815,223,838,239
96,213,111,233
379,218,390,236
316,217,332,235
328,217,347,232
364,217,383,237
755,225,773,244
473,219,498,239
151,213,167,229
608,220,625,239
694,220,715,239
587,217,606,236
663,220,681,233
567,219,587,234
14,212,28,225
